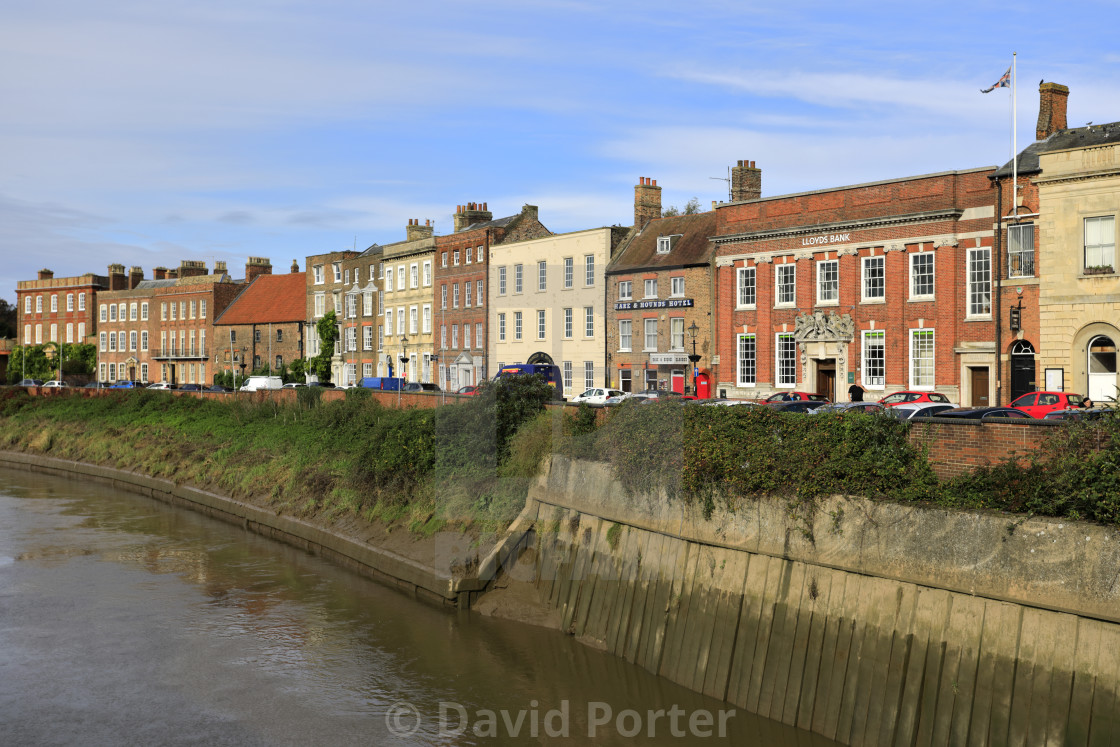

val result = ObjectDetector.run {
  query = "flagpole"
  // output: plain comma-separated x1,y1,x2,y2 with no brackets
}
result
1012,52,1018,219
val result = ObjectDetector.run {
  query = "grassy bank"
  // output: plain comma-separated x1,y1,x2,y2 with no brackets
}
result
0,382,557,537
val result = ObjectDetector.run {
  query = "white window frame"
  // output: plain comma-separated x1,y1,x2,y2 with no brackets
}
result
313,265,324,284
410,263,418,289
861,330,885,389
775,264,796,307
514,311,522,340
776,333,797,387
498,313,506,342
737,266,756,309
563,361,573,393
1085,215,1116,270
657,236,671,254
538,260,547,291
910,252,935,299
422,304,431,334
967,247,992,318
498,266,507,295
619,281,632,301
619,320,632,352
584,306,594,338
584,361,594,390
670,317,685,351
537,310,546,340
861,255,885,302
737,333,756,387
909,328,935,390
816,259,838,304
563,308,572,339
644,278,658,299
514,264,523,293
423,260,432,286
643,318,657,352
670,277,685,298
1007,224,1035,278
585,255,595,286
564,258,573,288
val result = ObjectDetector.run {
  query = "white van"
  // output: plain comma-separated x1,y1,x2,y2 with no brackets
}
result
239,376,284,392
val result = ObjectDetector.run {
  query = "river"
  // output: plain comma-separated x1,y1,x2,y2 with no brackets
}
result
0,467,837,745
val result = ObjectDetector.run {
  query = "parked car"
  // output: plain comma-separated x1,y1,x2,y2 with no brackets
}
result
206,384,234,393
1043,407,1114,421
571,388,627,406
811,402,885,415
702,398,762,407
456,385,481,396
878,391,954,407
402,382,441,393
179,384,202,392
240,375,284,392
307,381,336,388
359,377,403,391
888,402,958,420
767,400,827,413
145,382,174,390
83,381,109,390
111,380,142,389
763,392,830,403
41,380,69,388
17,379,44,387
281,382,306,389
1010,391,1085,418
934,407,1032,420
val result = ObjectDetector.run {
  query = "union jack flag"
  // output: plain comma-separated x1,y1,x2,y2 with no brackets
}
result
981,67,1011,93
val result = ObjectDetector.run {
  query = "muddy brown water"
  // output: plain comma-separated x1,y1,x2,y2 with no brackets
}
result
0,467,837,745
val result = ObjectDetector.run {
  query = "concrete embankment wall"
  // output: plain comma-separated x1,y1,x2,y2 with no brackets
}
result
522,456,1120,745
0,451,476,607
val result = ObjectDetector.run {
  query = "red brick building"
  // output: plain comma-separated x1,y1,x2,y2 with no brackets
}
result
97,265,155,383
214,268,306,378
713,162,1005,404
606,179,718,394
17,267,110,349
432,202,550,388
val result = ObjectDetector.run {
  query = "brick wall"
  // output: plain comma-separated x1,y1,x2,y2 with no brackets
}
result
906,418,1058,479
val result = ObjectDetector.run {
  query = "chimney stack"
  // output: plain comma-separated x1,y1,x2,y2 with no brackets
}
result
731,160,762,202
108,263,127,290
37,269,53,281
291,259,300,274
128,266,144,289
1037,82,1069,140
213,260,227,276
634,177,662,231
178,260,207,279
406,218,434,241
453,201,494,232
153,266,168,281
245,257,272,283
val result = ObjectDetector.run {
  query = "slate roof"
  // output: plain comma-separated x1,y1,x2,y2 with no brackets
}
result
134,279,178,290
214,273,307,325
606,211,718,274
992,120,1120,178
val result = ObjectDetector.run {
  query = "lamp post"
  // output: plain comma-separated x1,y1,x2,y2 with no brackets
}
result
399,334,409,407
687,321,701,396
430,352,442,403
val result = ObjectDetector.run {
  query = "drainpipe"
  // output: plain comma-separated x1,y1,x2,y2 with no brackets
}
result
994,177,1003,405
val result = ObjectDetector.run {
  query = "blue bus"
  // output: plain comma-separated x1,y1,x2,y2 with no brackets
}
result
495,363,564,399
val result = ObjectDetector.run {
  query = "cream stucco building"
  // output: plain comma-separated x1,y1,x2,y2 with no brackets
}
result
1033,125,1120,400
488,227,626,397
379,220,437,383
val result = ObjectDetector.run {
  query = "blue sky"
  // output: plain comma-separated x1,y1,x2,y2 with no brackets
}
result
3,0,1119,300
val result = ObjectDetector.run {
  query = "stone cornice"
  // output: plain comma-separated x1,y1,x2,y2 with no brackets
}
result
712,208,964,246
1033,167,1120,186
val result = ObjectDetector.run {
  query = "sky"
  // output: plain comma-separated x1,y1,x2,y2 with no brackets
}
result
3,0,1120,300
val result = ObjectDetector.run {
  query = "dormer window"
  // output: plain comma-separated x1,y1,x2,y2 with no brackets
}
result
657,237,671,254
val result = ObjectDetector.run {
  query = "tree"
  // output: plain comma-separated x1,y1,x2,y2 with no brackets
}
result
0,298,15,339
312,311,339,382
661,197,702,217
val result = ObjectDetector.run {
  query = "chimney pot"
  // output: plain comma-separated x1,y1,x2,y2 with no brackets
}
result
37,268,54,280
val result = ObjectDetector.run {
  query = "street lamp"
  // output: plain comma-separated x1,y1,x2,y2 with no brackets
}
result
399,334,409,406
687,321,701,396
430,352,442,403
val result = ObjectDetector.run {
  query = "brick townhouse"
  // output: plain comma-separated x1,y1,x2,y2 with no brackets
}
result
96,265,154,383
339,246,382,383
305,249,359,384
16,268,109,349
433,202,550,389
712,160,1006,404
213,264,306,378
606,177,718,395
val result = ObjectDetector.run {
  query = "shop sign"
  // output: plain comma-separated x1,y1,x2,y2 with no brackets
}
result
800,233,851,247
649,353,689,365
614,298,694,310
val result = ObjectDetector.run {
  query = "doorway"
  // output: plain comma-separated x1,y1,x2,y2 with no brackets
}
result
671,370,684,394
969,367,990,407
1088,335,1117,401
1009,341,1036,400
816,360,836,401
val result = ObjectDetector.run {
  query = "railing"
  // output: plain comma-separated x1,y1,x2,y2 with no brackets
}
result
151,346,208,360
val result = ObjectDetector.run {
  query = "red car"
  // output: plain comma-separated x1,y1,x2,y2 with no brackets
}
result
456,385,481,396
763,392,830,403
1010,391,1085,418
879,391,953,407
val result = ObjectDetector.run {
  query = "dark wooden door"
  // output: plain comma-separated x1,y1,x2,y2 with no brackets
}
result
970,367,990,407
1010,355,1036,401
819,363,836,402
